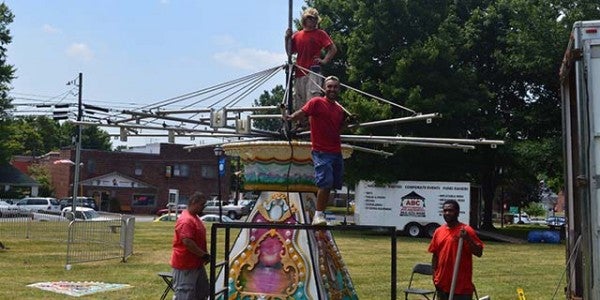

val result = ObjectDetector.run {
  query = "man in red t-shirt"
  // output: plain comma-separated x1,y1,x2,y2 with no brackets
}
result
285,8,337,128
428,200,484,300
286,76,347,225
170,192,211,299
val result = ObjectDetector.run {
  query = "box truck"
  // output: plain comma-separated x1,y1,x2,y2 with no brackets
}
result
354,180,472,237
560,20,600,299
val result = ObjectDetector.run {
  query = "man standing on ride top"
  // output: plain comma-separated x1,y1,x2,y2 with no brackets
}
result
285,7,337,129
428,199,484,300
286,76,347,225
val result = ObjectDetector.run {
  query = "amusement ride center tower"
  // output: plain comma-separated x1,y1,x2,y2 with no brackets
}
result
214,140,357,300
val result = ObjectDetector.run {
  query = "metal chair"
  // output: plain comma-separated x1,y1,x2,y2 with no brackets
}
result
158,271,174,300
404,263,436,300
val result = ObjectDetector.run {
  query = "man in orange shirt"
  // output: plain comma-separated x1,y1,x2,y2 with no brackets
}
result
285,7,337,129
286,76,346,225
170,192,211,299
428,200,484,300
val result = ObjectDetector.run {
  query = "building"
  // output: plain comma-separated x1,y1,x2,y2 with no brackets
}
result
0,162,40,197
39,143,229,214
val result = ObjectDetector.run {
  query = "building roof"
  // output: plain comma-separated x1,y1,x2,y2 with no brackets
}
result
0,163,40,186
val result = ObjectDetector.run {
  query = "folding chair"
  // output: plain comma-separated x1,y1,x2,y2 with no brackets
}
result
158,271,174,300
404,263,436,300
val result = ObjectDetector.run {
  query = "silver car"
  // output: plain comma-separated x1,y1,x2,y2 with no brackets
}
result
16,197,61,213
0,200,19,217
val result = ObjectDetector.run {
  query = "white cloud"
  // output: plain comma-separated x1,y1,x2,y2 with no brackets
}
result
213,48,286,70
42,24,60,34
66,43,94,61
212,35,236,47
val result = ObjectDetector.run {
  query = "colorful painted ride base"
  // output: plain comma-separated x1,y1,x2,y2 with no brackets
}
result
217,141,357,299
215,191,358,300
223,141,353,193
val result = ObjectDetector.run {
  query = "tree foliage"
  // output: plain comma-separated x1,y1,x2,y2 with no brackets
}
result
252,85,285,132
0,3,14,117
62,122,112,151
2,116,112,158
290,0,600,228
28,164,54,197
0,3,15,163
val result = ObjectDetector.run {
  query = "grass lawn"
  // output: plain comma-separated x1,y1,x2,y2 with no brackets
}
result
0,220,566,299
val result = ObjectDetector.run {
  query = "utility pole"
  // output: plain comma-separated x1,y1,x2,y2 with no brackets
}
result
71,72,83,212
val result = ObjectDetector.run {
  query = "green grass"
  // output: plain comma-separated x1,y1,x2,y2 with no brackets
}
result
0,221,565,299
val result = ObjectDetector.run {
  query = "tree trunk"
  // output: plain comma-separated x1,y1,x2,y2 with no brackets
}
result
480,149,497,231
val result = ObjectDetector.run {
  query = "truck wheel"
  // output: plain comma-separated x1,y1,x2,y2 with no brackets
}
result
426,224,440,238
406,223,423,237
227,211,238,220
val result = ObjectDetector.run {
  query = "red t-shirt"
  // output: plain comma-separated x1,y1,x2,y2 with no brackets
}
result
427,223,484,294
170,210,208,269
291,29,333,77
301,96,344,153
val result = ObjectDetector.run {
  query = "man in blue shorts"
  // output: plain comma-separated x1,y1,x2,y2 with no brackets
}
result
286,76,347,225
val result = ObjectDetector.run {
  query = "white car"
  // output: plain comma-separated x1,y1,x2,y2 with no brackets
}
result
153,213,180,222
513,214,531,224
200,214,234,223
16,197,61,213
62,206,113,221
0,200,19,217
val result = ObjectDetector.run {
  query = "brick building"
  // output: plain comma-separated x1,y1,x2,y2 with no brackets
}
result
40,143,229,214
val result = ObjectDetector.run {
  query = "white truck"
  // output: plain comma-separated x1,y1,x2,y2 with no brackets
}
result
202,200,250,220
354,180,472,237
32,207,112,222
560,20,600,299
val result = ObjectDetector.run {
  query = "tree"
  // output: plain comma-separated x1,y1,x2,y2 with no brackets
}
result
523,202,547,217
28,164,54,197
61,122,112,151
0,3,15,163
252,85,285,132
3,116,112,156
308,0,600,229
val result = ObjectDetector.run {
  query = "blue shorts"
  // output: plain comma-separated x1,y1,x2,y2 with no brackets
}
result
312,150,344,190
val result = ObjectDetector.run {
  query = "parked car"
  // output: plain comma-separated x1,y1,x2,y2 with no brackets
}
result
156,204,188,216
32,206,113,222
0,200,19,217
202,200,249,220
238,199,256,212
200,214,234,223
513,213,531,224
63,206,112,221
546,216,566,229
16,197,60,213
153,213,180,222
59,197,99,210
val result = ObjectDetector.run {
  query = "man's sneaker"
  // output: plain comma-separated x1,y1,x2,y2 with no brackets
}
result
311,214,327,226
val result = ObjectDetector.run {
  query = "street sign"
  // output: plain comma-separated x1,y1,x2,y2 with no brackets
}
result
218,157,226,177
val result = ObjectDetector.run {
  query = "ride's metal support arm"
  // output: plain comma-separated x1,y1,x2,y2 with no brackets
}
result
347,113,441,129
341,134,505,146
348,145,394,157
340,137,477,150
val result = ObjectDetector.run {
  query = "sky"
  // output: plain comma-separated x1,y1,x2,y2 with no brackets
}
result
4,0,306,147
